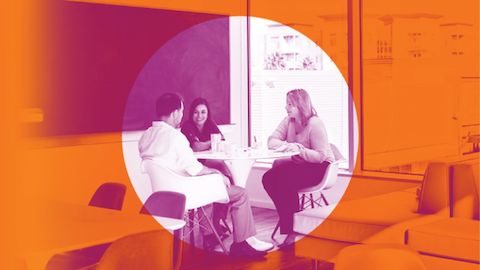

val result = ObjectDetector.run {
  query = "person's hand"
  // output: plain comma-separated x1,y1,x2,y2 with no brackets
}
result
290,143,307,163
210,168,230,188
202,141,212,149
297,144,308,159
291,154,305,164
285,143,301,152
222,175,231,188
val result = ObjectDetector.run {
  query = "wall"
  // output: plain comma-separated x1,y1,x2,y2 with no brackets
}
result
29,1,231,137
22,136,144,213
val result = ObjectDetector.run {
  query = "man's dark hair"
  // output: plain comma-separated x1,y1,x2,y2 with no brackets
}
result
156,93,183,117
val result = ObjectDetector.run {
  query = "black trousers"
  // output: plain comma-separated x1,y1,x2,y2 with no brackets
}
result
262,159,330,234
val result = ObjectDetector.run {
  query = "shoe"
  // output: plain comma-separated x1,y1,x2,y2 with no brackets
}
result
245,237,274,252
277,241,295,251
230,241,267,258
277,233,296,250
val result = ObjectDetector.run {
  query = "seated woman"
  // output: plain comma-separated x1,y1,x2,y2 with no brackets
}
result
181,97,233,242
262,88,335,248
181,97,232,177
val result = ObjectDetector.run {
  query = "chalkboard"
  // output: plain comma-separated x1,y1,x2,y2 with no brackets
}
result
29,1,230,136
124,16,231,131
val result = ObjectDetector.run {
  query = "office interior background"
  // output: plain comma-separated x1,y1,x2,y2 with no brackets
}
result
20,0,478,183
6,0,479,269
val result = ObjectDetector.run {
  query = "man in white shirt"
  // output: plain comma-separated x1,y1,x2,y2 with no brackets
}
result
139,93,273,257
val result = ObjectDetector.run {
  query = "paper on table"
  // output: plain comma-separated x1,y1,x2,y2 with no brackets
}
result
273,144,288,152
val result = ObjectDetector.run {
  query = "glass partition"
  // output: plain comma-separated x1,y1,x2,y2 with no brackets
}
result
361,0,479,174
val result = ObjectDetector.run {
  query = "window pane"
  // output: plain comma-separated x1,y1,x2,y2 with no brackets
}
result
249,14,352,167
362,0,479,174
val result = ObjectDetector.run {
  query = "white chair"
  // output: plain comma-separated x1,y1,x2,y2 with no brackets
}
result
271,143,345,239
142,160,230,253
298,143,345,210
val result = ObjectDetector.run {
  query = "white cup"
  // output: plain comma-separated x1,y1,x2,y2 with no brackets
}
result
224,142,235,155
218,141,225,153
210,133,221,152
230,144,240,157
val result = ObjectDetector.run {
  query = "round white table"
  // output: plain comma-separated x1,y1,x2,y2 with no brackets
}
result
194,149,298,187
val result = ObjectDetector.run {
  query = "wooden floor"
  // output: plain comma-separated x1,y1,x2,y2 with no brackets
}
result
179,207,334,270
177,179,420,269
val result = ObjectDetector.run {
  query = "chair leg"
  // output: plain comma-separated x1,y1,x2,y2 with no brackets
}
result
271,220,280,239
173,229,183,270
300,194,306,211
320,193,329,206
313,199,322,208
221,218,232,234
188,210,195,247
221,205,232,234
199,207,229,255
309,193,315,208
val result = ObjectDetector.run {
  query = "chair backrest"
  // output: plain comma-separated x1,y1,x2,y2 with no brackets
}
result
140,191,186,219
450,164,479,220
89,182,127,210
325,143,346,190
334,244,427,270
417,162,450,215
300,160,341,193
142,160,229,210
142,160,189,192
330,143,345,162
140,191,186,270
97,230,174,270
299,143,344,193
322,160,342,190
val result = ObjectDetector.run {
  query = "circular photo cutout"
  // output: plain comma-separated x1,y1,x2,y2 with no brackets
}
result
122,16,357,254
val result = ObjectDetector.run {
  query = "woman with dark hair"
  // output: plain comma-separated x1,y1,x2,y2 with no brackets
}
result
181,97,233,245
262,89,334,248
181,97,223,151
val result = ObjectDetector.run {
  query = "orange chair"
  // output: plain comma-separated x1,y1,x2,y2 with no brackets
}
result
405,163,480,268
140,191,186,270
94,230,175,270
89,182,127,211
140,191,186,219
46,182,127,270
334,244,427,270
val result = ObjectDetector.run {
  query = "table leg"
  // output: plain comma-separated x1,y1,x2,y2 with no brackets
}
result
223,159,255,188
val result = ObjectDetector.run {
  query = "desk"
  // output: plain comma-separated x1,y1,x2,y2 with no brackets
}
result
17,202,185,269
194,149,298,187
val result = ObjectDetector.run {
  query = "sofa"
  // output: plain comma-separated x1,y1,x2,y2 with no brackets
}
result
293,162,479,270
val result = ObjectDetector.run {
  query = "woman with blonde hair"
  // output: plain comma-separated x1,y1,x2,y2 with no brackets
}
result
262,88,334,248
